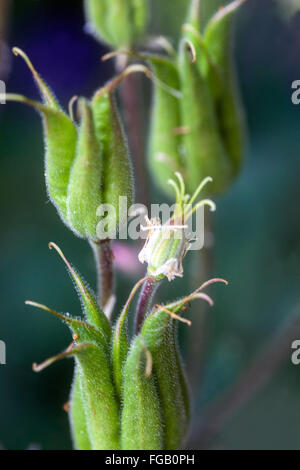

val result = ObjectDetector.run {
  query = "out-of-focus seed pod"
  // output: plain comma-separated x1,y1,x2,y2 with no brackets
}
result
121,335,163,450
147,55,185,196
200,0,247,174
84,0,148,49
141,277,228,449
67,98,102,241
92,88,134,237
178,35,233,195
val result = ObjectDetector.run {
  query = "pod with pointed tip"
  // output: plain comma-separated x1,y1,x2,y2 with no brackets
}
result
141,304,190,450
200,0,247,174
178,35,233,195
6,48,77,222
92,90,134,236
121,335,163,450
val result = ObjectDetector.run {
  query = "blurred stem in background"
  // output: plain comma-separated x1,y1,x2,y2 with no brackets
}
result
116,56,150,207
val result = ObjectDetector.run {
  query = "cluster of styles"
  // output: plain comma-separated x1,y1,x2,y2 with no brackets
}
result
7,0,246,450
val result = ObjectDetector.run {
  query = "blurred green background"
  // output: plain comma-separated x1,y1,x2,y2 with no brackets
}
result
1,0,300,450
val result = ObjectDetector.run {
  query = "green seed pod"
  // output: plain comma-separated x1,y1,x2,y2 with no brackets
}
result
69,370,91,451
178,34,233,195
92,88,134,237
112,276,151,398
6,49,77,223
66,98,102,241
85,0,148,49
29,311,119,450
27,245,120,451
201,0,247,174
121,335,163,450
48,242,111,339
141,307,190,449
74,342,120,450
147,55,185,197
141,277,228,449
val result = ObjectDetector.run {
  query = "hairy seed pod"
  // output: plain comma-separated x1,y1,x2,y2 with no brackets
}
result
121,335,163,450
74,343,120,450
147,55,185,197
85,0,148,48
142,306,190,449
178,36,233,195
27,245,118,450
92,89,134,237
201,0,247,175
69,370,91,450
66,99,102,241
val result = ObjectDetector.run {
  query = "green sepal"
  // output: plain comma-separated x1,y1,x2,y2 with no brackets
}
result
67,98,102,241
147,55,185,197
49,243,111,339
201,0,247,174
121,335,163,450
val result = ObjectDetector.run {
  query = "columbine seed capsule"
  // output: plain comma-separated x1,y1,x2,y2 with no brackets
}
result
147,55,185,197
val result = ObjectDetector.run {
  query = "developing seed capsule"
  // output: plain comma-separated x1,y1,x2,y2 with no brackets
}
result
178,32,233,195
27,246,120,451
138,173,216,281
141,278,228,449
147,55,185,197
121,335,163,450
66,98,102,241
84,0,148,48
91,87,134,238
141,307,189,449
200,0,247,175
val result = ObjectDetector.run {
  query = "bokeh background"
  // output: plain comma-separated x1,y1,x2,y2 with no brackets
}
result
1,0,300,450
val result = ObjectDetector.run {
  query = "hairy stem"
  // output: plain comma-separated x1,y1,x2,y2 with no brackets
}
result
90,239,115,319
135,277,160,333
